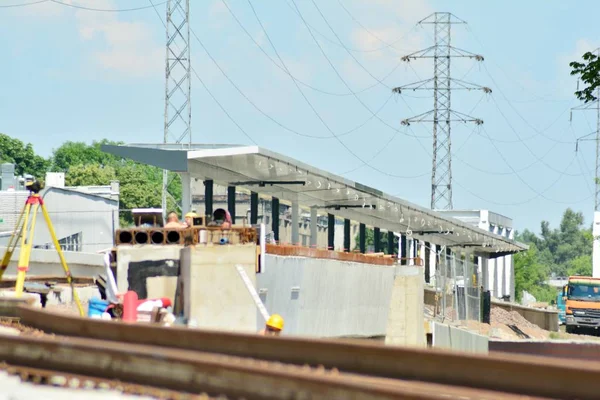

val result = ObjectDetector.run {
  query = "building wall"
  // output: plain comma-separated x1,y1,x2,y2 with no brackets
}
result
0,188,118,253
257,254,396,338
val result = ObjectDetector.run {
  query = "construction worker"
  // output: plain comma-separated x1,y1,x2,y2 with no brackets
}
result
184,211,198,227
260,314,284,336
164,211,182,228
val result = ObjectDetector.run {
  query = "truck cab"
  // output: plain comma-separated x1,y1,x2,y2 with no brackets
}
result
564,276,600,334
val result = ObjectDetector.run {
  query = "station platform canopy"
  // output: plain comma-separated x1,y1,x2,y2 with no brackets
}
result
102,143,527,257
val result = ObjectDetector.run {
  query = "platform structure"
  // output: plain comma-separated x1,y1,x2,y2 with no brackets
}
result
101,144,525,259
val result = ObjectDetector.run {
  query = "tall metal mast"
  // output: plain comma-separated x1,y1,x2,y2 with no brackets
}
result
162,0,192,215
393,12,490,210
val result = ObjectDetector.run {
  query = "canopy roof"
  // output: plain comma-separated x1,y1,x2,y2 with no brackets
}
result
102,143,527,257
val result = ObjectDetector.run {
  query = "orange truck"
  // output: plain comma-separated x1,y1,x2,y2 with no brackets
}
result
563,276,600,334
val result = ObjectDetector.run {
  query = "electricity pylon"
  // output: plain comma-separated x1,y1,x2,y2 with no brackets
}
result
162,0,192,217
393,12,490,210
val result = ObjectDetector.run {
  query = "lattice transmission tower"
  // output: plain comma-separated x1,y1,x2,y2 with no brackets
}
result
393,12,490,210
573,48,600,211
162,0,192,215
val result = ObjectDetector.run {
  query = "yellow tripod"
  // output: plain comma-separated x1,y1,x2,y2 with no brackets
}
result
0,181,84,316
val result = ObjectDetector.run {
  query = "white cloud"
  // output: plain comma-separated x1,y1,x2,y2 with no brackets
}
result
73,1,163,79
348,0,433,55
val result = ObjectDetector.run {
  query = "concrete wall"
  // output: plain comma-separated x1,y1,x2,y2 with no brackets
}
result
257,254,396,338
115,245,183,297
432,321,488,354
181,244,257,333
385,266,425,347
0,246,104,278
492,300,559,332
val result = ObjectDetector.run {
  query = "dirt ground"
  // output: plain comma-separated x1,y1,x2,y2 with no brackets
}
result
461,307,600,342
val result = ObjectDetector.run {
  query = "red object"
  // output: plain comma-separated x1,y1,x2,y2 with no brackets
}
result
122,291,138,323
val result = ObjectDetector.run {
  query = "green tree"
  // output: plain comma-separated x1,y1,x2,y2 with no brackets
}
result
50,139,123,172
51,140,183,226
570,51,600,103
514,243,556,303
0,133,49,178
353,227,397,255
65,164,117,186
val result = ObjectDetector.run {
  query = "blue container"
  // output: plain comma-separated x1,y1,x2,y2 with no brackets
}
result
220,237,229,245
88,298,110,318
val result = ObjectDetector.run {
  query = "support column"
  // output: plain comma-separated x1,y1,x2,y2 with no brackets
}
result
327,214,335,250
204,179,213,218
227,186,236,224
291,200,300,245
374,227,381,253
344,219,351,252
359,223,366,253
481,254,490,292
424,241,431,283
400,235,408,265
387,231,395,256
310,207,318,247
272,197,280,243
179,172,191,216
250,192,258,225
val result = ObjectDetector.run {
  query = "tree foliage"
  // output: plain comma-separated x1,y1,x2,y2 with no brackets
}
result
1,134,183,226
0,133,49,178
570,51,600,103
354,227,398,255
514,208,592,302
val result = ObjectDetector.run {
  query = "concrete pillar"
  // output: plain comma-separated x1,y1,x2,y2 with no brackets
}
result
481,254,490,292
385,265,425,347
204,179,213,218
374,227,381,253
327,214,335,250
344,219,351,252
310,207,318,247
291,200,300,245
359,223,366,253
227,186,236,223
250,192,258,225
271,197,280,242
180,172,191,216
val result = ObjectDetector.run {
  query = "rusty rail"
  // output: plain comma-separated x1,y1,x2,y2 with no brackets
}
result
16,306,600,399
0,333,473,400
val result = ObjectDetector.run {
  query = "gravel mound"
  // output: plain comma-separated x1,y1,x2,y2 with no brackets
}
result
491,307,542,331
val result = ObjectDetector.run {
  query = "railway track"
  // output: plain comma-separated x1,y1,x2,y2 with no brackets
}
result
6,306,600,399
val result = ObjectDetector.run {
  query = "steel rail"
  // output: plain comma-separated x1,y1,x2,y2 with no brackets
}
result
18,306,600,399
0,333,468,400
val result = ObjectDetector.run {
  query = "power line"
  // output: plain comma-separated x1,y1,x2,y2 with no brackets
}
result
49,0,167,12
220,0,403,98
283,0,414,54
244,0,427,179
0,0,47,7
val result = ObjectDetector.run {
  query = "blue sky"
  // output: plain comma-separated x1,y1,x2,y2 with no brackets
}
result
1,0,599,233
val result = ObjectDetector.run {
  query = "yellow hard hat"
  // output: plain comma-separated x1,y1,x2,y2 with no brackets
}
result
266,314,284,331
185,212,198,218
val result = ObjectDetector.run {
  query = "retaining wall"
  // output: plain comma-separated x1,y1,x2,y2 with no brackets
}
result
432,321,488,354
258,254,396,338
0,246,104,278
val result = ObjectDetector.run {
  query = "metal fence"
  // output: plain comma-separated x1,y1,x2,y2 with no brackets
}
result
431,247,481,323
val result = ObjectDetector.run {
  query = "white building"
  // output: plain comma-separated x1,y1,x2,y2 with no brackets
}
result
440,209,515,301
0,172,119,253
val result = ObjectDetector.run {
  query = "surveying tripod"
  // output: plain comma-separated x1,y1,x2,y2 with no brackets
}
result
0,180,84,316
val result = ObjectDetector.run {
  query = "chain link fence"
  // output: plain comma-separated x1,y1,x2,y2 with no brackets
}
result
431,247,481,323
